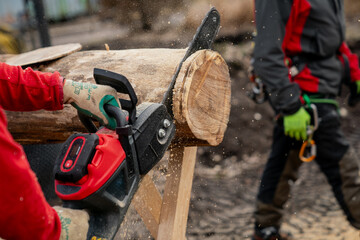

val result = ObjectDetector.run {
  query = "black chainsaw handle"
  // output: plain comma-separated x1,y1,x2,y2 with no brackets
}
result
79,68,138,133
104,104,127,127
93,68,137,124
78,104,127,133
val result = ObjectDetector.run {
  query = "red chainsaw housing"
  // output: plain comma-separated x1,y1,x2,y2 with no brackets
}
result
55,133,126,200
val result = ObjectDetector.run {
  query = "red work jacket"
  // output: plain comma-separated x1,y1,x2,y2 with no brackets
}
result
0,62,63,239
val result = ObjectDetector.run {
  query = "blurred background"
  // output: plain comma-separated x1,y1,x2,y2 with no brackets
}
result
0,0,255,52
0,0,358,52
1,0,360,239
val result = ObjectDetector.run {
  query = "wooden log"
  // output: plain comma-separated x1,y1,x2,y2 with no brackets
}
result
5,48,231,146
173,50,231,146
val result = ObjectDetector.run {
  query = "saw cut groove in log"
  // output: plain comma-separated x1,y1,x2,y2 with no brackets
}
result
5,48,231,146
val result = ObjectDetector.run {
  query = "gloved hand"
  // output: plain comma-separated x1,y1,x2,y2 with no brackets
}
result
63,80,120,129
283,107,311,141
348,80,360,107
53,206,89,240
356,80,360,94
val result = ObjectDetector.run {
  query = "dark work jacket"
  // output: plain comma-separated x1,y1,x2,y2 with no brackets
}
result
253,0,360,115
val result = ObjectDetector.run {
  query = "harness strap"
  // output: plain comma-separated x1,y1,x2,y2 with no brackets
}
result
303,93,339,109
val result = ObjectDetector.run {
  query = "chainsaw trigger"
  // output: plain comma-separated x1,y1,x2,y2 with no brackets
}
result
299,139,316,162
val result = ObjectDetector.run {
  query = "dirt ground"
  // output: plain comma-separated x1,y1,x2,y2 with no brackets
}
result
23,12,360,240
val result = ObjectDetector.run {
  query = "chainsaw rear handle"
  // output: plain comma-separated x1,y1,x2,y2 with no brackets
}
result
79,67,138,132
104,104,127,128
78,104,127,133
94,68,137,124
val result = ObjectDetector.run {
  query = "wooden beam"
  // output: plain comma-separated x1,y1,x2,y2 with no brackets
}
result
132,174,163,238
157,146,197,240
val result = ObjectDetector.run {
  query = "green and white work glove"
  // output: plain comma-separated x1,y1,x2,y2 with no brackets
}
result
283,107,311,141
54,206,89,240
63,80,120,129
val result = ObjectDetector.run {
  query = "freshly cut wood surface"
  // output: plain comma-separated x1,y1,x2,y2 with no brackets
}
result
5,43,82,66
173,50,231,146
5,48,231,146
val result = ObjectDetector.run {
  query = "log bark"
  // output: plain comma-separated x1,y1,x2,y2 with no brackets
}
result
5,48,231,146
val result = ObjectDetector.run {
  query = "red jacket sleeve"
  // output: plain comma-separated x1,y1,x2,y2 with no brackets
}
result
0,109,61,239
338,42,360,82
0,62,64,111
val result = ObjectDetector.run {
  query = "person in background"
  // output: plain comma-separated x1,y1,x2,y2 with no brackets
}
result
251,0,360,239
0,61,120,239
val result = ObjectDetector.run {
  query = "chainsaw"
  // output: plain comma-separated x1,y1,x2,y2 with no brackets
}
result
53,7,220,240
54,68,175,239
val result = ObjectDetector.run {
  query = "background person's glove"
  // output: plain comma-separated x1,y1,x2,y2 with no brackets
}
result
283,107,311,141
348,80,360,107
53,206,89,240
63,80,120,129
356,80,360,94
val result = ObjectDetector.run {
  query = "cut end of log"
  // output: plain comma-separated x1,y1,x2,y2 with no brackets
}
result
173,50,231,146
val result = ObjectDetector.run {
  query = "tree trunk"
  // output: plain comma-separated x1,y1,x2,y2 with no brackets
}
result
6,48,231,146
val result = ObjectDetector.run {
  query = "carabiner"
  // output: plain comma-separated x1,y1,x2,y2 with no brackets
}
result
299,139,316,162
248,77,267,104
299,104,319,162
